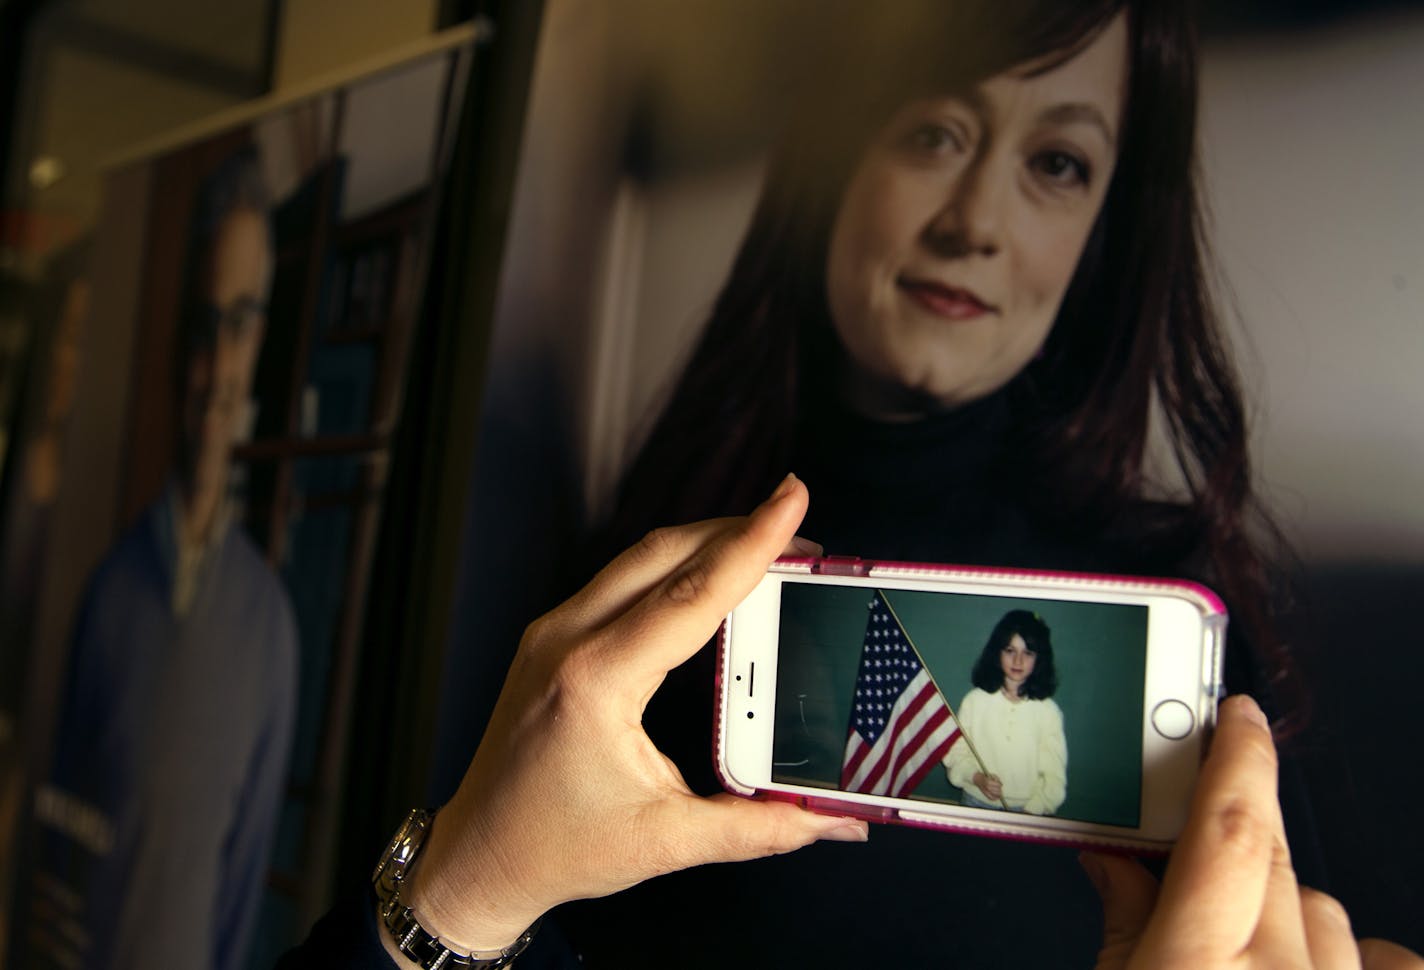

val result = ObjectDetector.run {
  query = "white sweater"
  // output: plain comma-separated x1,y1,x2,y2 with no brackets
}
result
942,687,1067,815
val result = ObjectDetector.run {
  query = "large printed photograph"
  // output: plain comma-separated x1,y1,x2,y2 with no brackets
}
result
3,0,1417,965
1,38,472,970
437,0,1424,959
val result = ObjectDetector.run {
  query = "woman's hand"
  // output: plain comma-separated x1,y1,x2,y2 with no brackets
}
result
972,771,1004,801
397,475,868,956
1083,695,1423,969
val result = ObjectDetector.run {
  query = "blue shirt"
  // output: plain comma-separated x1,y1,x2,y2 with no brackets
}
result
32,496,298,970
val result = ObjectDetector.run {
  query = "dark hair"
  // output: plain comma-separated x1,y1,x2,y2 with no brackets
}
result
600,1,1300,726
971,610,1058,700
190,145,270,247
177,145,272,365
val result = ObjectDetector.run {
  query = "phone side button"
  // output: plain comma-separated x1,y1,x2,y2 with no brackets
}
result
798,795,895,821
1151,699,1195,740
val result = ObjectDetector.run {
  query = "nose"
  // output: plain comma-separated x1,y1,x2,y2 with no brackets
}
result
211,329,251,402
922,154,1003,259
186,346,215,401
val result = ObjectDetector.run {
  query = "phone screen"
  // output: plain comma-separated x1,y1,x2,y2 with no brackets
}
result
770,581,1150,829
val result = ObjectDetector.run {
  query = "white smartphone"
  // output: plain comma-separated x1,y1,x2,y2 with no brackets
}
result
716,556,1225,853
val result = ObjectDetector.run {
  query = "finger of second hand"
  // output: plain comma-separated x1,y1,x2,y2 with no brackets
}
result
1081,852,1161,968
1299,889,1364,970
606,477,807,687
1357,938,1424,970
1137,696,1285,961
1248,828,1314,963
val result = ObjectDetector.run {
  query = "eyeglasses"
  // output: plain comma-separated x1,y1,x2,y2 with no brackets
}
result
183,297,267,347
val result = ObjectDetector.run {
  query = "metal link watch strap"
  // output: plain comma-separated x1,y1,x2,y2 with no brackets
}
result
373,809,541,969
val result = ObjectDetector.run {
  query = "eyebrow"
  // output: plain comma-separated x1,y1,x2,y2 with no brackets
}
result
954,89,1117,149
1036,103,1117,147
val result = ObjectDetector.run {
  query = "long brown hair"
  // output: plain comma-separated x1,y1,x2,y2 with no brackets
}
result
601,0,1303,727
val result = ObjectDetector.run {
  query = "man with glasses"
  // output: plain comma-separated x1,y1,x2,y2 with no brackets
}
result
28,147,298,970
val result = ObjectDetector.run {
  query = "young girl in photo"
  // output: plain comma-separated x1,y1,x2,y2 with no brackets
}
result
943,610,1067,815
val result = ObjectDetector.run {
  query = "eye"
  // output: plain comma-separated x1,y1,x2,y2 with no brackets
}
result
901,122,967,157
220,301,266,337
1031,149,1091,189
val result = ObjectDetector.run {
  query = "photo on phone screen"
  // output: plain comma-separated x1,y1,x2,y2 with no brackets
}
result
770,581,1149,829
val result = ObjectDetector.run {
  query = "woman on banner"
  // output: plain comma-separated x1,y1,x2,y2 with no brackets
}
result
281,0,1422,967
551,1,1313,964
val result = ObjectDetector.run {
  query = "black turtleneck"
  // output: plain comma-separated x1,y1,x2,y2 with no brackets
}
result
282,388,1327,970
554,391,1165,970
795,389,1042,566
551,386,1327,970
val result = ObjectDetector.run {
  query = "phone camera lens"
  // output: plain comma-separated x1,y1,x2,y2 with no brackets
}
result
746,711,754,719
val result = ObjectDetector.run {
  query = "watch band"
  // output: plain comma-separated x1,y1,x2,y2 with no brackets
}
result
373,808,541,969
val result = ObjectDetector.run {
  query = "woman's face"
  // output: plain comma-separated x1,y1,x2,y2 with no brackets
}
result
1000,633,1037,696
825,13,1128,417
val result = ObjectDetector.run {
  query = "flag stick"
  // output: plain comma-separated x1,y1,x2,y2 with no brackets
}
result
878,590,1010,811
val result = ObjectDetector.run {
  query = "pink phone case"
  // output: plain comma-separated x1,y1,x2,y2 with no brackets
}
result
713,555,1227,854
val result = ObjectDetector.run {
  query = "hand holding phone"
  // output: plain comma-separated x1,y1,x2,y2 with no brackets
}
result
396,476,864,957
1085,695,1424,970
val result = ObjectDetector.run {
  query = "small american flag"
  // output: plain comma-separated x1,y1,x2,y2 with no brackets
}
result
841,591,959,797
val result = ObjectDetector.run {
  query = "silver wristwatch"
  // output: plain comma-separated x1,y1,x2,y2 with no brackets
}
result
373,808,541,969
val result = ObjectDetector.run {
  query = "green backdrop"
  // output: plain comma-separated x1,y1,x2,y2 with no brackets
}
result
771,582,1147,827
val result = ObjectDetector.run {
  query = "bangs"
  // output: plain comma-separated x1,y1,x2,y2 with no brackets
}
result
821,0,1127,125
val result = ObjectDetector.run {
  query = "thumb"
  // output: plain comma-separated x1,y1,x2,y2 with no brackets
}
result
666,794,868,871
1082,852,1159,970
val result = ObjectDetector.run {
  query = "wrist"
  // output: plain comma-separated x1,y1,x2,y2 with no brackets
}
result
404,811,545,952
373,808,543,968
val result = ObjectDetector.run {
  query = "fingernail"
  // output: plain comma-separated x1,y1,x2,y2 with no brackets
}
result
767,473,799,504
789,536,823,557
817,819,868,843
1228,694,1269,731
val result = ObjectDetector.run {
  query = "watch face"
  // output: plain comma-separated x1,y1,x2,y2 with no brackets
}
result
374,809,430,888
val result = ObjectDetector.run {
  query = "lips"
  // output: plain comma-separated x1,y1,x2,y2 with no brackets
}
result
898,277,996,320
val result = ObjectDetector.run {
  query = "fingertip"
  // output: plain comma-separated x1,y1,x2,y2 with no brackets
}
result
1220,693,1270,732
1199,695,1280,792
1079,851,1150,901
760,473,801,507
814,818,869,843
1082,851,1160,950
758,473,808,516
1300,887,1352,933
1302,889,1372,970
786,535,824,558
1079,851,1111,899
692,797,858,865
746,475,808,551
